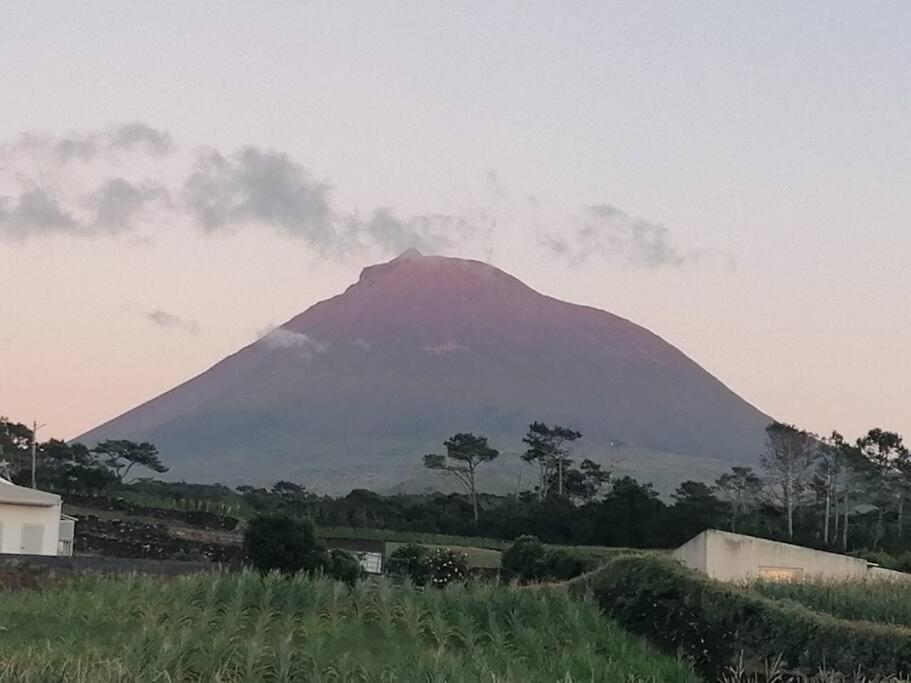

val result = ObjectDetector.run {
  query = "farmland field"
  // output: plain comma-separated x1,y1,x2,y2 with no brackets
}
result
751,578,911,627
0,571,700,682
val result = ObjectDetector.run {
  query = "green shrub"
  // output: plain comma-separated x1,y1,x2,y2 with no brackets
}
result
324,548,365,585
568,553,911,679
424,547,469,587
502,535,546,581
541,548,589,580
244,515,364,583
388,544,469,587
243,515,324,574
503,536,608,582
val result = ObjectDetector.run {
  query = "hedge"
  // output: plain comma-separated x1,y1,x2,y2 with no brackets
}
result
567,553,911,679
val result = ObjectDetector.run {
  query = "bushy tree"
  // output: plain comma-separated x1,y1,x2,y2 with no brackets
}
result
501,535,546,581
243,515,325,574
522,422,582,499
424,433,499,524
714,466,763,533
92,440,168,483
760,422,818,539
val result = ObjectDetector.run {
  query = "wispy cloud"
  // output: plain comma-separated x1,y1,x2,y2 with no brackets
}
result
543,204,724,269
144,309,200,334
257,326,329,359
3,122,173,163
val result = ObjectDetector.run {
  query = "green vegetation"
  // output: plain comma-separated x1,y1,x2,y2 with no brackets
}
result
244,515,364,584
386,544,470,586
0,571,699,682
752,578,911,628
569,553,911,679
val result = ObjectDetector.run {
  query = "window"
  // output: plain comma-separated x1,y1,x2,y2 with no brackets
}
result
758,565,803,581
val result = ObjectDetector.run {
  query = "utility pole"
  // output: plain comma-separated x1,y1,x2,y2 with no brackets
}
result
30,421,45,489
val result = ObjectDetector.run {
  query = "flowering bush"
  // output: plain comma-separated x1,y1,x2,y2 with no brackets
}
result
388,544,469,587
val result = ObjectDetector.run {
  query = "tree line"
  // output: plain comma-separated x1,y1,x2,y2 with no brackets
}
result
3,413,910,561
0,417,168,491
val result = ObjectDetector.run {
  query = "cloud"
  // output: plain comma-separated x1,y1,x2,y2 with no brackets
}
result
182,146,338,250
144,309,199,334
361,208,468,255
544,204,694,268
0,124,480,255
258,326,329,358
2,122,173,163
87,179,171,233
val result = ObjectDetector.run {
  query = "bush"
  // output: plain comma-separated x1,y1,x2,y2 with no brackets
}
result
388,544,469,587
568,553,911,679
503,536,607,582
424,547,469,587
243,515,325,574
502,535,546,581
541,548,589,581
325,548,366,585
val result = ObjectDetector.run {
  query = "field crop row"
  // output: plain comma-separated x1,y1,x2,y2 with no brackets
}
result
0,571,699,682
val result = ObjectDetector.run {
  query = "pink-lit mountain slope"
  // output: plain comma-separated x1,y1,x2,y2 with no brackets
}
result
78,250,771,492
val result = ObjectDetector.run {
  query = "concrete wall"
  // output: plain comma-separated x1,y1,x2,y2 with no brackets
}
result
672,528,708,574
0,502,62,556
673,529,909,583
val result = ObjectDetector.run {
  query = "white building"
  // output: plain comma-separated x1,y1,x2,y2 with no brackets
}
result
673,529,909,582
0,477,73,556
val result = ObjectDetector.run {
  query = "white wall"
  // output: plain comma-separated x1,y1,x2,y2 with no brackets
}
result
674,529,910,583
672,529,708,573
0,502,62,556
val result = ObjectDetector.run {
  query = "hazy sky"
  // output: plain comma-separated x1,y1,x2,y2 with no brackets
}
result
1,2,909,444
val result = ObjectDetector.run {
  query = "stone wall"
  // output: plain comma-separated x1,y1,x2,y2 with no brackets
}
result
0,552,231,578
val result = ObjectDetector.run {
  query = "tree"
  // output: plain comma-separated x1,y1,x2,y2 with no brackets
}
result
714,466,763,533
0,417,32,476
857,428,909,544
521,422,582,499
814,432,847,545
91,440,168,483
759,422,818,539
423,433,499,524
243,515,324,574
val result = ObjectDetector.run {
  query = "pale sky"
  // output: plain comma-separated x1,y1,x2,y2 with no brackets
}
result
1,2,909,445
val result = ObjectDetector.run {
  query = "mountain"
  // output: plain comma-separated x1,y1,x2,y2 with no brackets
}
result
78,250,772,493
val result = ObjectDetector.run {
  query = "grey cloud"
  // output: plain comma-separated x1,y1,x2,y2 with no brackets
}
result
183,147,337,249
88,179,171,233
1,178,170,241
1,125,479,256
145,309,199,334
54,122,173,162
544,204,692,268
363,208,464,255
0,186,76,240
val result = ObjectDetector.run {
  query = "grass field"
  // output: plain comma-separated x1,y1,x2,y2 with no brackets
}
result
751,578,911,627
0,571,700,682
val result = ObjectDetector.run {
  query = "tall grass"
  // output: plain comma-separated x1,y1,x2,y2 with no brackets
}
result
752,579,911,627
0,572,699,682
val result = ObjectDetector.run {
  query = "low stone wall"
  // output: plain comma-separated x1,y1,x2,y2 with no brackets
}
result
0,553,231,578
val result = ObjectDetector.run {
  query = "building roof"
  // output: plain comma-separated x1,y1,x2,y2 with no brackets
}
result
0,477,61,506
